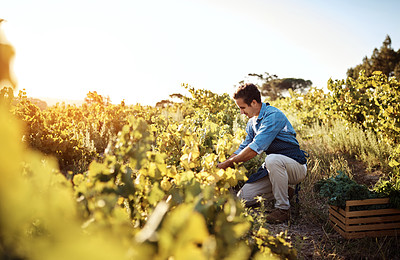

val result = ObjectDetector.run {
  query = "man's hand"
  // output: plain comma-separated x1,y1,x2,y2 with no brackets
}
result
217,160,232,170
217,147,257,170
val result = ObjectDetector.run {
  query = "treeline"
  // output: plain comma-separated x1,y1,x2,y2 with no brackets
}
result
347,35,400,79
245,35,400,101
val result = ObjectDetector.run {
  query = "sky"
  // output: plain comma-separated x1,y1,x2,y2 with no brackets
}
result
1,0,400,106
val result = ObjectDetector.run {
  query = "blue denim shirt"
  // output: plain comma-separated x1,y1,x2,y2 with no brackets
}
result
235,103,307,182
235,103,300,155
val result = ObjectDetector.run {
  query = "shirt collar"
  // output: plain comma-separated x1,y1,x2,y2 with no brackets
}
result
256,102,268,122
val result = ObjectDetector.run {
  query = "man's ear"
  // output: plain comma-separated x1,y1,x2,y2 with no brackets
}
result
250,99,258,107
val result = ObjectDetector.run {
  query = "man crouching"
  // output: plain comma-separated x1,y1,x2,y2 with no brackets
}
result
217,83,307,223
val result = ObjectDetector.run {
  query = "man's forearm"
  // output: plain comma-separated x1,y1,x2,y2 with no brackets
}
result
227,153,237,159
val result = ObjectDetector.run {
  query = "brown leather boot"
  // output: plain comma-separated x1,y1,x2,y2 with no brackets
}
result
266,208,289,224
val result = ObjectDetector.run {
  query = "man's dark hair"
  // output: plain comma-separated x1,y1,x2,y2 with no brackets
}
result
233,83,261,105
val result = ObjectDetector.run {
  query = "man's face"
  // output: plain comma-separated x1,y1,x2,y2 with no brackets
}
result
235,98,258,118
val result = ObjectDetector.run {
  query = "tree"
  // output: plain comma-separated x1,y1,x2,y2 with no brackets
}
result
347,35,400,79
0,19,17,89
84,91,111,106
243,72,312,100
155,99,173,108
28,98,48,110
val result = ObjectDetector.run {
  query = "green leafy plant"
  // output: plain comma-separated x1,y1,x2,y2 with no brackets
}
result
314,171,376,209
373,172,400,209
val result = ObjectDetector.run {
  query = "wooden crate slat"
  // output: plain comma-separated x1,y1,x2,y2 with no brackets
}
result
330,205,346,216
329,215,346,231
329,197,400,239
330,205,339,211
329,207,346,224
330,220,349,238
346,198,389,206
346,208,400,218
347,215,400,225
345,222,400,232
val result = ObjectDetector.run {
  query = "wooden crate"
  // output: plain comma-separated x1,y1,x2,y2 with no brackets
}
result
329,198,400,239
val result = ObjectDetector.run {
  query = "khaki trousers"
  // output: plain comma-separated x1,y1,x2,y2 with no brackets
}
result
237,154,307,210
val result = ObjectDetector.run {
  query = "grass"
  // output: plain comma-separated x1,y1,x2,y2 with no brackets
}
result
301,121,393,173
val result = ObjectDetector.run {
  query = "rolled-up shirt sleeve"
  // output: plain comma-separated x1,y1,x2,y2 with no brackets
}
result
248,111,287,154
